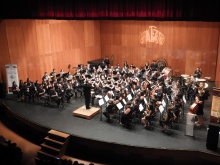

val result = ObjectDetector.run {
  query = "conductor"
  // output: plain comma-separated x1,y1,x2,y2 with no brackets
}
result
83,80,92,109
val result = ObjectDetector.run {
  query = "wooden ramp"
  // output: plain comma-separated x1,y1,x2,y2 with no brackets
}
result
73,106,100,119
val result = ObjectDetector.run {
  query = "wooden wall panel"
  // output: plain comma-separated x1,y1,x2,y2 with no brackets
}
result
100,21,220,81
50,23,64,53
21,20,39,56
215,35,220,88
36,22,51,55
0,20,10,82
0,19,101,86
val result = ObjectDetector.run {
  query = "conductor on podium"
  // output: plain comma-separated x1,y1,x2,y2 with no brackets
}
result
83,80,92,109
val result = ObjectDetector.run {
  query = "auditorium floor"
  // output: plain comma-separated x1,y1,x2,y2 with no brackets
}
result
1,81,220,164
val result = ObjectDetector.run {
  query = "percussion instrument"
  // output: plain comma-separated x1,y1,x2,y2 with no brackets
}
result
181,74,189,78
196,78,206,82
162,67,173,78
189,103,198,114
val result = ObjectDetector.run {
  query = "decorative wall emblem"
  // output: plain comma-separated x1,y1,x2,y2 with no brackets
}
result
139,26,165,45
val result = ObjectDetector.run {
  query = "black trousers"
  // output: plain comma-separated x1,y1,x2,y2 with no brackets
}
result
85,96,91,109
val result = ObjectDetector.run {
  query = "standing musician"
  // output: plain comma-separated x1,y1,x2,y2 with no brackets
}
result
104,56,110,68
194,95,204,126
82,80,93,109
194,67,202,79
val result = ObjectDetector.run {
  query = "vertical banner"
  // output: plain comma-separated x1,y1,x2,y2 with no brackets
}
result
210,87,220,126
5,64,19,94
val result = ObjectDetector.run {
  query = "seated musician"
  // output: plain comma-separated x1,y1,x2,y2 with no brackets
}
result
159,108,176,131
56,84,64,105
50,68,57,80
150,60,158,72
12,81,21,101
103,99,117,121
141,101,155,127
42,72,49,83
63,81,74,103
120,101,134,127
50,86,61,107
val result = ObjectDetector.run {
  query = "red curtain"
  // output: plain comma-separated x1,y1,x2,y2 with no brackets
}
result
1,0,219,21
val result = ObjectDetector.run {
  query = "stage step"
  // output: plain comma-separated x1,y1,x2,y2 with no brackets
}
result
37,150,58,160
44,136,65,149
41,142,61,156
35,129,70,163
48,129,70,142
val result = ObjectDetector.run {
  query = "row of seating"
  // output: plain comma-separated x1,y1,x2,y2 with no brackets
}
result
0,135,23,165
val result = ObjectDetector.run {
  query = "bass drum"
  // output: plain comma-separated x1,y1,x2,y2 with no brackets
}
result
162,67,173,78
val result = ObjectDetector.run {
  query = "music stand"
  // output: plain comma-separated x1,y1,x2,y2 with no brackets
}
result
116,102,123,123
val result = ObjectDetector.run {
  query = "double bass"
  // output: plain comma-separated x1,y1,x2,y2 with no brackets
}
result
189,102,198,114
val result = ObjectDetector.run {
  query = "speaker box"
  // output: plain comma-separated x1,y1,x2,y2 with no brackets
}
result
206,125,220,151
0,82,6,99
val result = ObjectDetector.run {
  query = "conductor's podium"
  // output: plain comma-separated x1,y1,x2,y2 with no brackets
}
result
73,106,100,119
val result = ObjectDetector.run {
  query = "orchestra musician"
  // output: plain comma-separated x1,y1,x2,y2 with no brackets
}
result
12,81,21,101
159,107,176,131
194,95,204,126
194,67,202,78
42,72,50,83
141,101,154,127
104,56,110,68
120,101,134,127
50,86,61,108
103,99,116,121
150,60,158,72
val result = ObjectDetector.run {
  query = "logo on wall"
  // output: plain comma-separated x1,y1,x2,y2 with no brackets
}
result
139,26,165,45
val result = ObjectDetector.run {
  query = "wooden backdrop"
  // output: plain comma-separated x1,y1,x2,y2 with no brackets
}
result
100,21,220,82
0,19,101,84
0,19,220,88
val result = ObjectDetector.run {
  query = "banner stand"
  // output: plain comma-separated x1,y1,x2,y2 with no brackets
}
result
5,64,19,94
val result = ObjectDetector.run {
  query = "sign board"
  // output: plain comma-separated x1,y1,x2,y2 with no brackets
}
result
5,64,19,94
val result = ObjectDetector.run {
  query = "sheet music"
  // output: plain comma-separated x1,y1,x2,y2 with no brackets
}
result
99,99,104,106
162,99,166,107
104,95,109,102
144,98,148,104
139,104,144,112
116,102,123,110
127,94,132,101
183,95,186,104
159,105,164,113
122,99,127,105
166,94,170,101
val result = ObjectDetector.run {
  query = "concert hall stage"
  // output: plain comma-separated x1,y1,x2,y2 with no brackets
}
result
0,84,220,165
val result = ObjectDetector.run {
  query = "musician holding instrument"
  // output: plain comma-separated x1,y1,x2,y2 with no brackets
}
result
194,95,204,126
